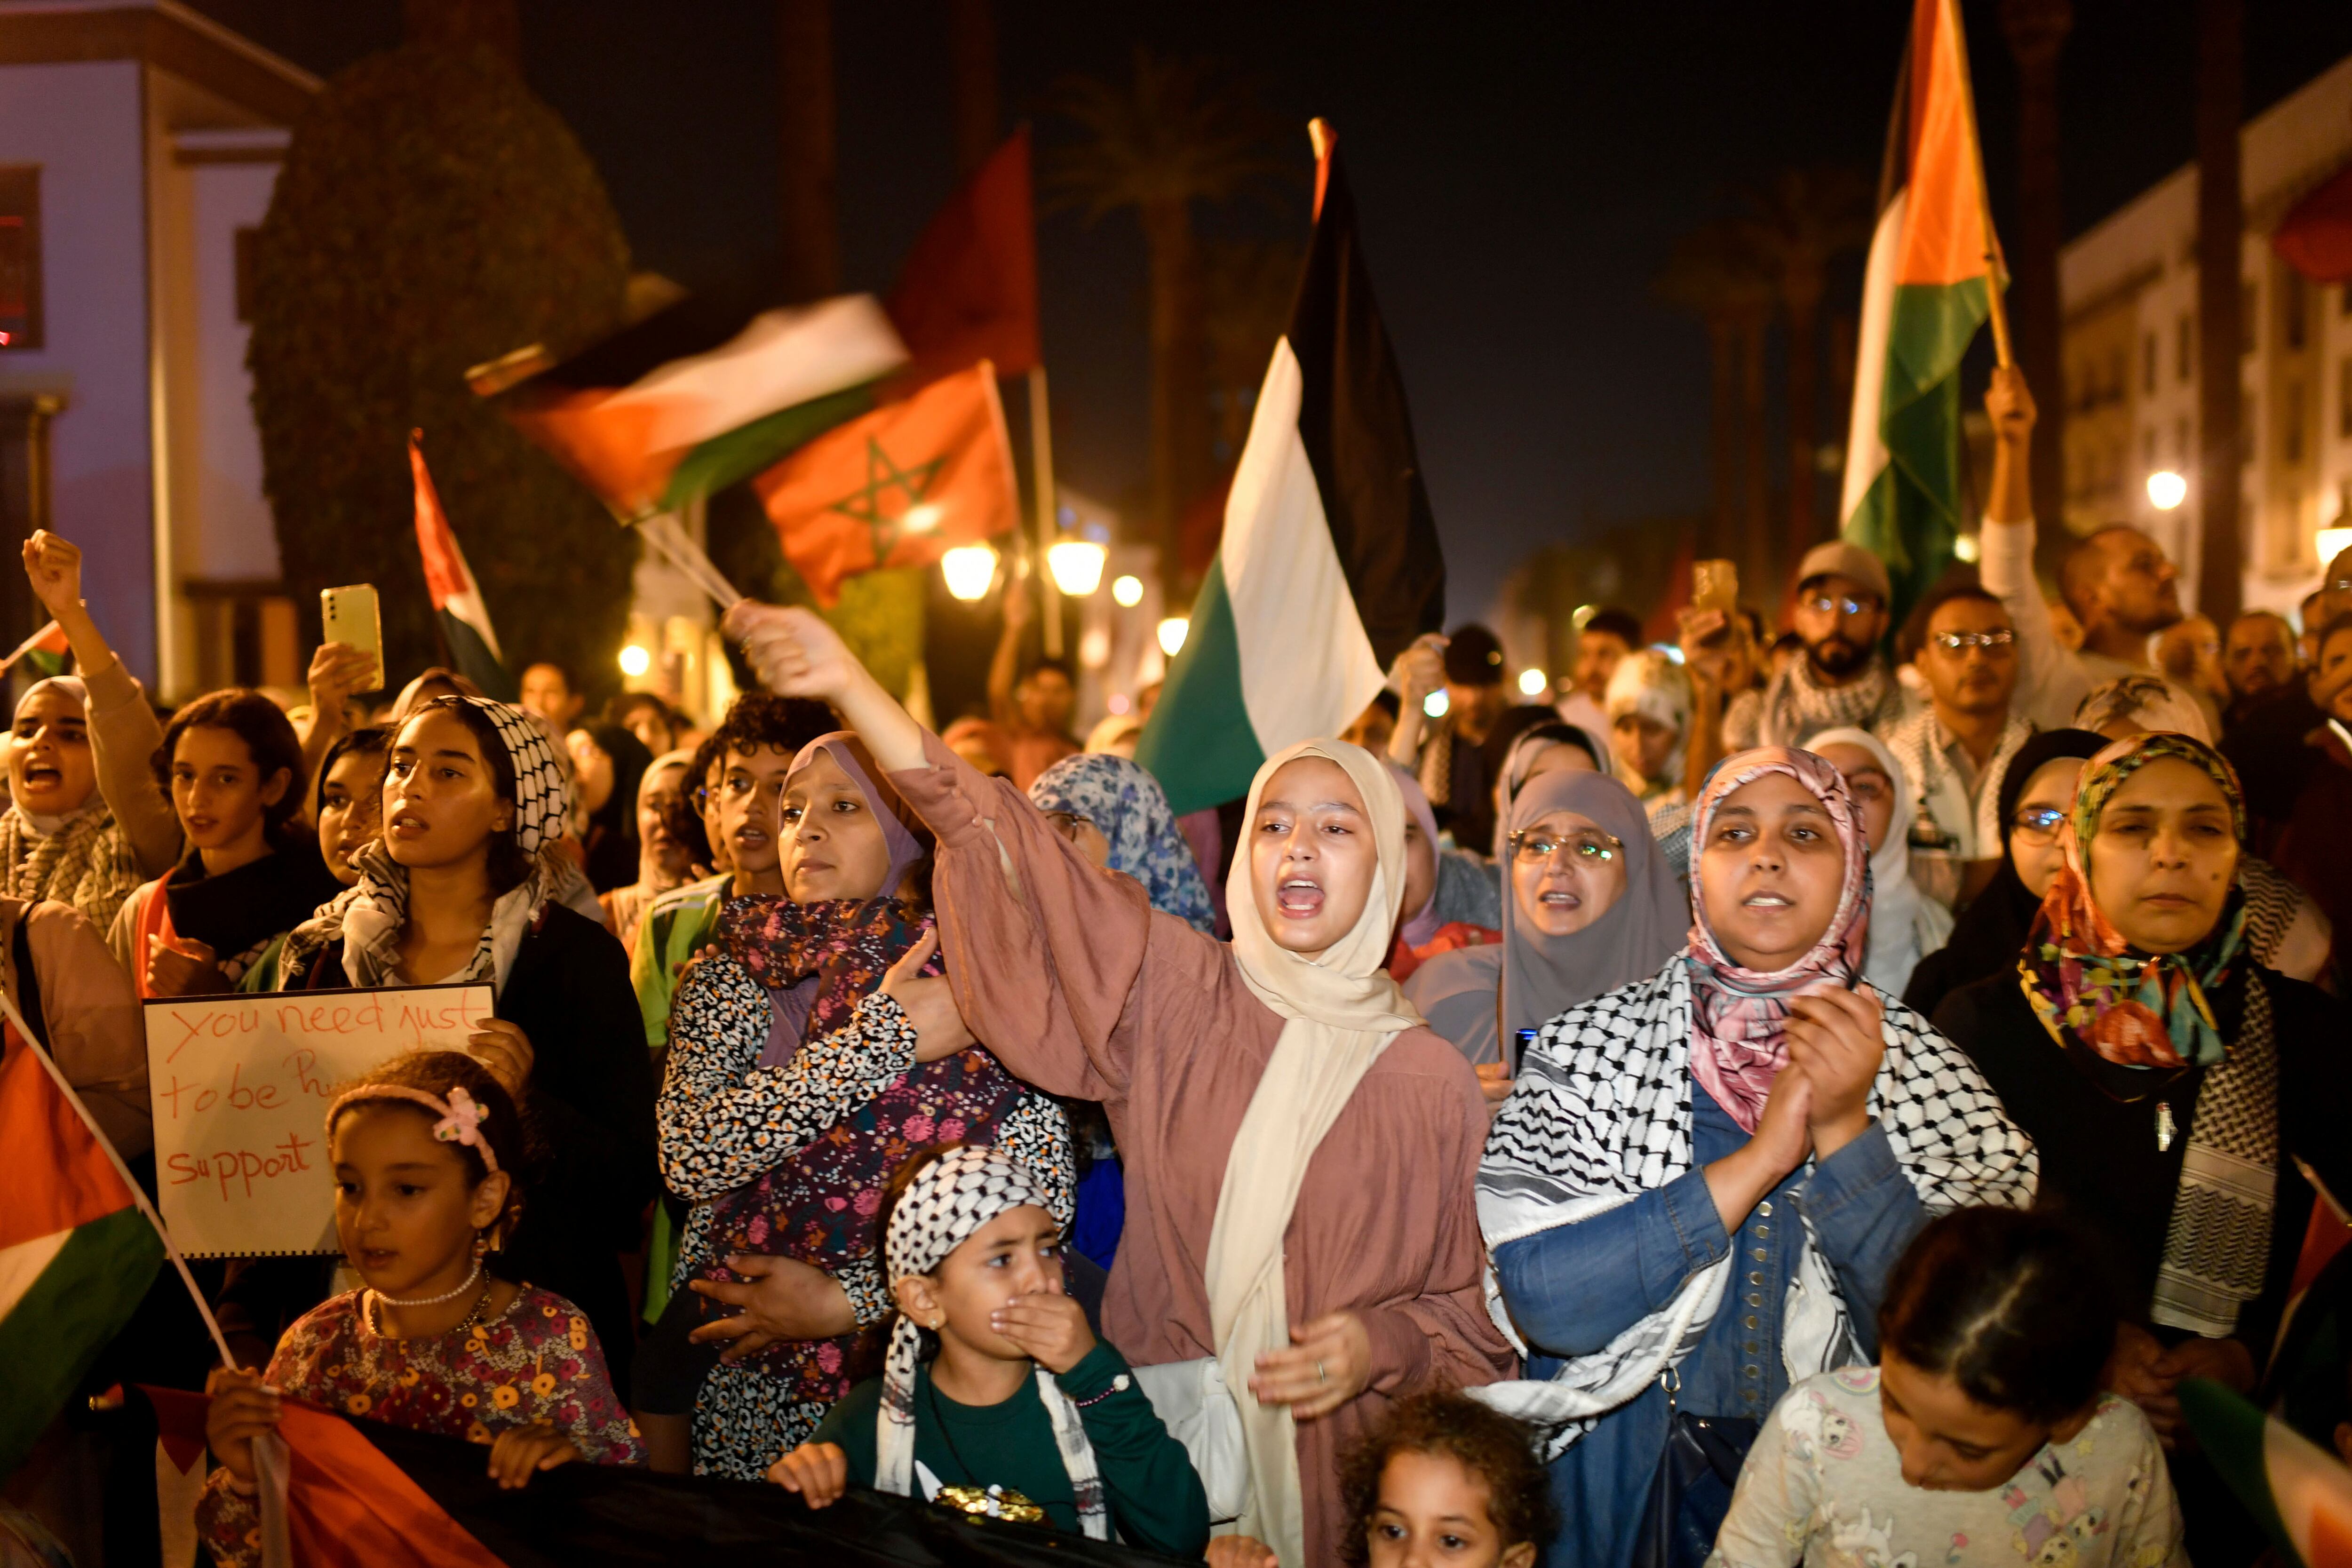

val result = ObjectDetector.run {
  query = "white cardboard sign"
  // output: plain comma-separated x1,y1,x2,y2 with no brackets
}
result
144,985,495,1258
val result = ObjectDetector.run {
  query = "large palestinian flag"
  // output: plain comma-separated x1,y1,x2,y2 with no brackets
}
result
2182,1378,2352,1567
1135,126,1445,816
411,432,517,703
0,1019,163,1476
479,288,907,522
1838,0,2000,630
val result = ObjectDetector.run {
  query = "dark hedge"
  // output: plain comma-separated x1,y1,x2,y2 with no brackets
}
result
248,42,633,696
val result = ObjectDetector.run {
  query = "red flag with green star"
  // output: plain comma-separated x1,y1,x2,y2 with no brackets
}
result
749,360,1019,605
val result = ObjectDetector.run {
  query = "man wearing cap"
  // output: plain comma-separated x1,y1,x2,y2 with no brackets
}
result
1554,606,1641,744
1416,622,1511,848
1977,366,2204,730
1721,539,1917,751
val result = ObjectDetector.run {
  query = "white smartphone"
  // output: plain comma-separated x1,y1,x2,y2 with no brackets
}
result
319,584,385,692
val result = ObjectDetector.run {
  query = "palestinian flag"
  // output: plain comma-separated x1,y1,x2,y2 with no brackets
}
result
144,1388,1186,1568
1838,0,2000,630
0,619,69,677
0,1019,163,1476
479,288,907,521
1135,124,1445,817
2182,1378,2352,1567
751,360,1020,607
411,432,516,703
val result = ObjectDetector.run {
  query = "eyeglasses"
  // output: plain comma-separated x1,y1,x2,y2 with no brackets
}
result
1930,629,2016,653
2010,805,2067,841
1801,594,1878,620
1510,829,1621,863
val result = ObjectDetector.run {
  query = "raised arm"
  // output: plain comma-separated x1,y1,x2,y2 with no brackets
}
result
1384,633,1447,769
986,571,1032,729
1975,368,2085,730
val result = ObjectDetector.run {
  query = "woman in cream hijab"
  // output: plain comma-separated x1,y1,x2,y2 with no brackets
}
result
723,602,1512,1568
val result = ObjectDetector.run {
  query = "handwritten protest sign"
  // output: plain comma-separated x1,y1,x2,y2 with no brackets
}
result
144,985,494,1257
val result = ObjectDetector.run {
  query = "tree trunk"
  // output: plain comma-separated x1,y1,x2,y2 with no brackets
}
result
776,0,838,303
2001,0,2072,567
1706,314,1739,557
1737,309,1774,598
1142,197,1206,595
404,0,519,65
947,0,998,176
2194,0,2244,621
1782,261,1824,567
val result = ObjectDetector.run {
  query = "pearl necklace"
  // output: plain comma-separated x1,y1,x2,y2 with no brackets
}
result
373,1259,482,1310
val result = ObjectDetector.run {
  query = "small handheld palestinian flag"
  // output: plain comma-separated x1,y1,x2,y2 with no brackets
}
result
1839,0,2005,631
2181,1377,2352,1567
1136,121,1445,816
410,432,516,703
477,288,907,522
751,361,1020,607
0,620,69,677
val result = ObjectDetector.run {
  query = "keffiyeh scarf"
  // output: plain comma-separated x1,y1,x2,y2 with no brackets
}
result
0,796,142,931
1749,654,1910,750
878,1146,1105,1539
1026,752,1215,933
2018,731,2279,1337
1472,958,2036,1457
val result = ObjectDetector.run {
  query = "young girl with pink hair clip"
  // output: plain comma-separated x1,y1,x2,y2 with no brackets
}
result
196,1052,642,1567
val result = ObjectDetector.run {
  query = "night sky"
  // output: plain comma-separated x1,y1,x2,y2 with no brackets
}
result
194,0,2352,623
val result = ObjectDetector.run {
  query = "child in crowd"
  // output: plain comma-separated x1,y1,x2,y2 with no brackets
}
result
197,1052,642,1568
1707,1207,2185,1568
764,1145,1207,1558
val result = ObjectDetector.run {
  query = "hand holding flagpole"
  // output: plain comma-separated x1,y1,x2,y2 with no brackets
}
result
1942,0,2015,368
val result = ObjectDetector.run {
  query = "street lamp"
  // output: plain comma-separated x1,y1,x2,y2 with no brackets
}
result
2318,527,2352,571
1424,690,1450,718
1047,540,1107,597
941,544,999,602
1111,574,1144,607
1517,668,1549,698
618,644,651,677
1156,617,1189,656
2146,470,2188,511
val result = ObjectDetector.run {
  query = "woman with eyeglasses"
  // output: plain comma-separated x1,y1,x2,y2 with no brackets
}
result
1928,733,2352,1568
1405,768,1682,1103
1477,748,2034,1567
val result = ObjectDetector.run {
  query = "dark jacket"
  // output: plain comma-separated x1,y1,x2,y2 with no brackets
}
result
1932,965,2352,1363
303,901,656,1381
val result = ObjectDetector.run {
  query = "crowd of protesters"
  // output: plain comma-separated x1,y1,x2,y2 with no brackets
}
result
9,360,2352,1568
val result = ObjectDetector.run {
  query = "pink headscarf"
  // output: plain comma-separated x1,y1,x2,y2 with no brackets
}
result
1390,764,1444,949
1684,747,1870,1133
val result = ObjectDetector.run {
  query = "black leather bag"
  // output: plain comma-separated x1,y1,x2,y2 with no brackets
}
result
1633,1407,1759,1568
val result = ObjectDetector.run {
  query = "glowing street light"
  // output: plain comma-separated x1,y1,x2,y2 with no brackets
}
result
1517,668,1549,698
1047,540,1107,597
618,644,652,677
1156,616,1189,656
2146,470,2188,511
941,544,999,602
1424,689,1450,718
1111,573,1144,607
2318,527,2352,571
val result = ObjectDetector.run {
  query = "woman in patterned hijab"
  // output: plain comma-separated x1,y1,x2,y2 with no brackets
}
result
1026,753,1215,934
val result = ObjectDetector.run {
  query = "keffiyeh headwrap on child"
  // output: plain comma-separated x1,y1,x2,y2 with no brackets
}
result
1026,753,1216,934
877,1146,1106,1539
1684,747,1871,1133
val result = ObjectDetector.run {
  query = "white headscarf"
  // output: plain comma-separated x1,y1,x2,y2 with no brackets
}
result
1211,739,1422,1568
1806,727,1952,999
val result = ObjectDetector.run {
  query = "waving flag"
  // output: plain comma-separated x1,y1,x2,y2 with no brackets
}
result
410,432,516,703
751,361,1019,606
1839,0,2002,630
0,1017,163,1476
887,128,1041,384
1136,124,1445,815
2182,1378,2352,1567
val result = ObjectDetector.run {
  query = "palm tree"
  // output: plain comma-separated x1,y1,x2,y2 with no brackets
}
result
1742,167,1873,572
2193,0,2244,621
1655,222,1776,574
1044,50,1287,589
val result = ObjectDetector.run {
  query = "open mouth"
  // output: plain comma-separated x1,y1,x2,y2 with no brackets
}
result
358,1248,397,1270
1742,891,1793,909
20,763,60,788
388,810,429,838
185,816,217,835
1539,890,1582,909
1275,876,1325,917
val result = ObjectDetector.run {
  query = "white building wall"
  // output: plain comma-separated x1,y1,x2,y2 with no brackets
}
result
0,59,156,681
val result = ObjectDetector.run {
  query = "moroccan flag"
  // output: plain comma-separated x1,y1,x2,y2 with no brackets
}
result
1839,0,2000,630
482,289,907,521
1135,126,1445,816
2182,1378,2352,1567
411,432,516,703
0,1019,164,1476
750,361,1019,607
887,127,1040,383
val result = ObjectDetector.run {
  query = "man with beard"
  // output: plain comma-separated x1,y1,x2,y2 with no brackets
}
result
1720,539,1916,751
2221,610,2300,732
1977,367,2200,730
1880,581,2032,908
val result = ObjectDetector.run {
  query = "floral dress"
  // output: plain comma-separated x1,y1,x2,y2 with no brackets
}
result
657,908,1073,1480
195,1286,642,1567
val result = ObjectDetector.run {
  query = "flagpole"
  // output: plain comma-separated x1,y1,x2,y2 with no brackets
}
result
1944,0,2016,368
1029,365,1062,659
0,990,235,1369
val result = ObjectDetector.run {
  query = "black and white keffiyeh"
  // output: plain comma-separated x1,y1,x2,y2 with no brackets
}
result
1472,956,2037,1457
877,1146,1103,1538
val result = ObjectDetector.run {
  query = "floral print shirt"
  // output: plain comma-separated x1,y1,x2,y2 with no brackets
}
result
195,1286,641,1567
1707,1367,2185,1568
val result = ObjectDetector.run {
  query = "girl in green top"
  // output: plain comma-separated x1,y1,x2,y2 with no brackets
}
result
768,1144,1208,1557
